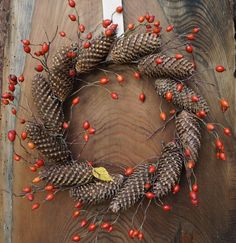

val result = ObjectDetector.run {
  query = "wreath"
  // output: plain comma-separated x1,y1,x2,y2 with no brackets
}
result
3,2,231,242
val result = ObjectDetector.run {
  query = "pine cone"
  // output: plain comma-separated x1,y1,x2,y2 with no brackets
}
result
32,74,64,134
111,33,161,64
75,33,115,73
26,122,71,163
52,43,78,70
70,174,124,205
153,141,183,198
155,79,209,114
109,163,157,213
175,110,201,162
39,161,93,187
49,67,74,102
138,54,194,80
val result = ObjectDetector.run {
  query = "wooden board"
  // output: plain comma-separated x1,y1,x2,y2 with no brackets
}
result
0,0,235,243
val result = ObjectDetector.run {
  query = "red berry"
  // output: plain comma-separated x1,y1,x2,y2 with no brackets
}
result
206,123,215,131
86,32,92,40
219,152,226,161
128,229,134,238
59,31,66,37
191,199,199,206
186,34,195,40
36,159,44,167
72,235,80,242
83,42,91,49
14,154,21,161
72,97,80,105
18,75,24,82
147,15,155,23
124,167,134,176
165,91,173,102
79,24,85,33
21,131,27,140
83,133,89,142
155,57,163,64
23,45,31,53
215,65,225,72
138,16,145,23
21,39,30,45
187,160,195,169
83,121,90,130
8,84,15,92
192,184,198,192
29,166,37,172
224,128,231,136
75,201,83,209
8,130,16,142
11,108,17,115
172,184,180,194
101,222,110,229
160,112,166,121
69,69,76,77
175,54,183,60
2,100,9,105
73,210,80,218
196,110,207,118
189,191,197,200
191,95,199,102
220,99,229,112
153,27,161,34
145,192,155,199
35,64,44,72
192,27,200,33
88,127,96,135
169,109,176,115
20,119,26,124
45,193,54,201
139,92,145,102
128,23,135,30
111,92,118,100
63,122,69,129
185,148,191,157
26,193,34,201
166,25,174,32
185,45,193,53
69,14,76,21
80,219,87,227
107,225,113,232
88,223,96,231
67,52,77,58
45,185,54,191
116,6,123,13
110,24,118,31
105,29,114,37
144,183,151,190
42,42,49,54
133,229,139,237
148,165,156,173
102,19,111,28
116,74,124,83
162,204,172,211
134,71,141,80
100,77,109,85
215,139,223,149
32,203,40,210
68,0,76,8
154,21,160,27
138,232,144,240
2,92,11,99
22,186,31,193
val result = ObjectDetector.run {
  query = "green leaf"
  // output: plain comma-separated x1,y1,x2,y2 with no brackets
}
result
92,167,113,182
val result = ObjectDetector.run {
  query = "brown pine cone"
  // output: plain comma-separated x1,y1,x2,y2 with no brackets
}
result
175,110,201,162
26,122,71,164
70,174,124,205
153,141,184,198
39,161,93,187
49,67,74,102
155,79,209,115
32,74,64,134
52,43,78,71
111,33,161,64
138,54,194,80
75,33,115,73
109,163,157,213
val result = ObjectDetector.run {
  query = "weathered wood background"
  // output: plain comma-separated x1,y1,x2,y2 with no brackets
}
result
0,0,235,243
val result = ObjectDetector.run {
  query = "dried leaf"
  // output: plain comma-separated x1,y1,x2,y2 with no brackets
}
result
92,167,113,182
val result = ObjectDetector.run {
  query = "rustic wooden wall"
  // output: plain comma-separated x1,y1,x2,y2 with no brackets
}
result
0,0,235,243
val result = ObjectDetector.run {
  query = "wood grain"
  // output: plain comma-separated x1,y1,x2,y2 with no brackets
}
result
0,0,235,243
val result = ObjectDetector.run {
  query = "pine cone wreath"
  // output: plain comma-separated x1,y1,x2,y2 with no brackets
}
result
49,67,74,102
138,54,195,80
25,122,71,164
175,110,201,162
109,163,157,213
111,33,161,64
39,161,93,187
75,33,116,73
70,174,124,205
153,141,184,198
155,79,209,115
32,74,64,134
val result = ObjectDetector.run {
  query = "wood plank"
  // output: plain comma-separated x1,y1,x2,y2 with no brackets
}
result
0,0,235,243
